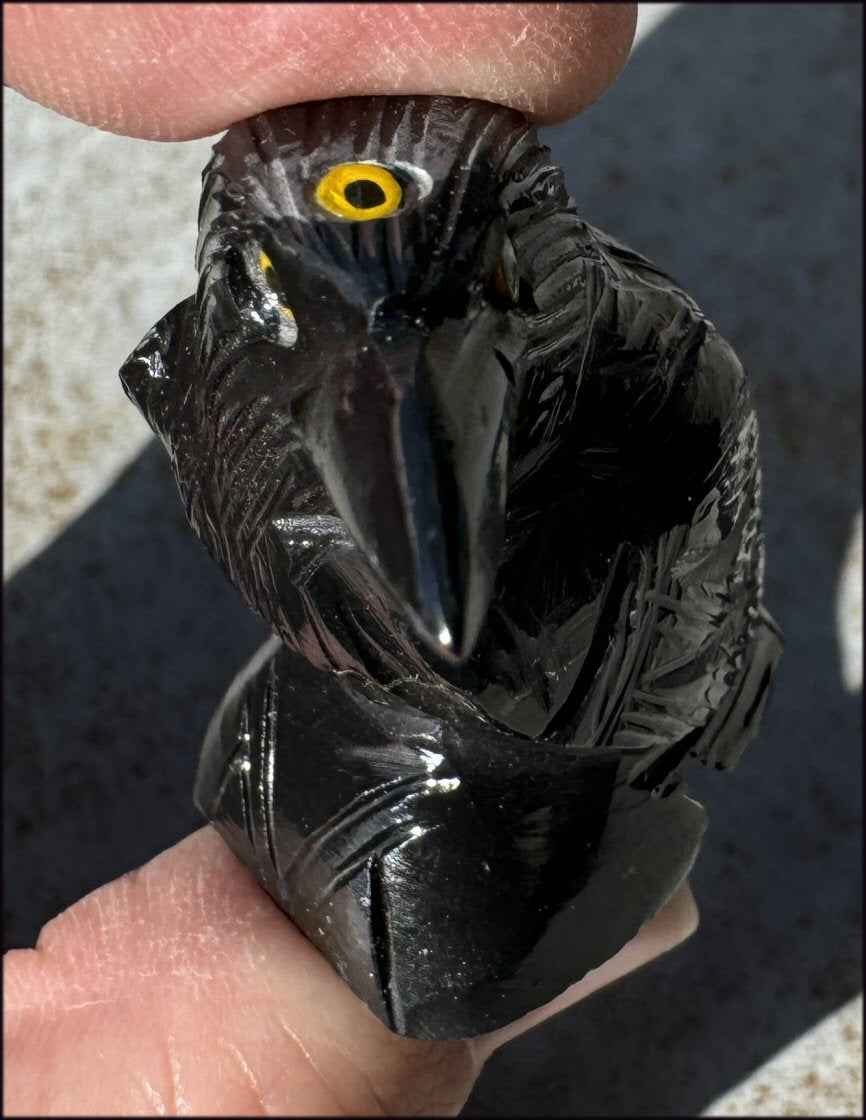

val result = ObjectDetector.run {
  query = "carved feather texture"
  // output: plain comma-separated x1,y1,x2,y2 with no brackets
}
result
119,96,781,1040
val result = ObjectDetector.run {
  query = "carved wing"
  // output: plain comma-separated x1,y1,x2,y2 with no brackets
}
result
475,213,782,770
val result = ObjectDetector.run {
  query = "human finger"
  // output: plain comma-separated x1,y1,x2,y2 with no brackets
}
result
3,2,637,140
4,826,695,1116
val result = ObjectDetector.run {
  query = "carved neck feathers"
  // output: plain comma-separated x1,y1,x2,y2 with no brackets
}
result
195,96,582,376
197,97,532,285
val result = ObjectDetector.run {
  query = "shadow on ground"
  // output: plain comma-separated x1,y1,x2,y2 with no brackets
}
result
3,445,269,945
3,4,861,1117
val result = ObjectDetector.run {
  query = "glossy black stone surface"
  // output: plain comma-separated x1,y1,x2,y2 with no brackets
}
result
120,95,781,1040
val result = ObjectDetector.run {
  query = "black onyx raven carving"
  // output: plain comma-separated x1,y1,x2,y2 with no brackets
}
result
120,96,781,1040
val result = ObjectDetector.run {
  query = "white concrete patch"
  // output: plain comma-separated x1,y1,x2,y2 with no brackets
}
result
836,509,863,692
3,88,215,578
634,3,683,47
702,994,863,1117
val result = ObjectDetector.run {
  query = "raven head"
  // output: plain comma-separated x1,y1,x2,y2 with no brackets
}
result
196,96,562,661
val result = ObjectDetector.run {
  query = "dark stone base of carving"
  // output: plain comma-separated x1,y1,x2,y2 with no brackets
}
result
195,639,708,1040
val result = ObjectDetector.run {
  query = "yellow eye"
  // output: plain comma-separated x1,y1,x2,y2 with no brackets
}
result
488,259,518,305
257,248,297,329
314,163,403,221
259,249,278,286
486,238,520,308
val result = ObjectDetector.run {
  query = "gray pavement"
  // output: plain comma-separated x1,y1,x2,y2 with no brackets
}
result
4,5,862,1116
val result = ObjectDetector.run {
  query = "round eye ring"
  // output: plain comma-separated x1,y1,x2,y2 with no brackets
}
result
314,163,403,221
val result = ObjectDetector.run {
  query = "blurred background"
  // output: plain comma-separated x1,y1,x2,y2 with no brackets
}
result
4,4,862,1115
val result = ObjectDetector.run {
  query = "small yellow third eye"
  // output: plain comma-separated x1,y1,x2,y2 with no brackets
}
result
259,249,277,281
314,163,403,221
258,249,295,319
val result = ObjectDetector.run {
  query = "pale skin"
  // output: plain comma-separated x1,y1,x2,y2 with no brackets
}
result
3,5,701,1115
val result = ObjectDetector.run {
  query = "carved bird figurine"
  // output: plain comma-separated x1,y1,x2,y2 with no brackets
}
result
120,95,781,1040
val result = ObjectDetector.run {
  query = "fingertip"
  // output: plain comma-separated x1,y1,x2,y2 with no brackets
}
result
664,879,701,943
4,3,637,140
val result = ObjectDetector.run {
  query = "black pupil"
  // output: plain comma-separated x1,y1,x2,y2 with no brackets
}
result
344,179,387,209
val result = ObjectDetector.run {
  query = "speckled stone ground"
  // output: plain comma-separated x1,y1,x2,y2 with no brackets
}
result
4,4,862,1116
3,105,213,578
704,995,863,1116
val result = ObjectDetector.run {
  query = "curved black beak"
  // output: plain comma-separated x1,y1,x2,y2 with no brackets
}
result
302,309,511,661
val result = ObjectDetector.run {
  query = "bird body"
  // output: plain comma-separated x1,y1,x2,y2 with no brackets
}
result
121,96,781,1039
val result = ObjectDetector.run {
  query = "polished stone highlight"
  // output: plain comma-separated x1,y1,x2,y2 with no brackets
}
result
121,96,781,1039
